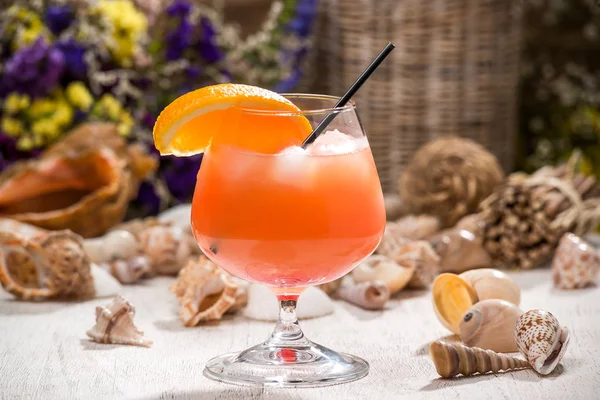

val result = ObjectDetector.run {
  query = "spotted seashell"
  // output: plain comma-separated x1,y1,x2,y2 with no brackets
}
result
552,233,599,290
513,309,570,375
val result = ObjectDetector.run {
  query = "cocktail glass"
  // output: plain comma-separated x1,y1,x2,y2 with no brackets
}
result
191,94,386,387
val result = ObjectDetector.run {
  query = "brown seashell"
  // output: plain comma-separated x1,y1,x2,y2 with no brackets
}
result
454,214,484,237
430,341,530,378
390,215,440,240
0,123,156,238
552,233,599,290
98,255,152,284
395,241,440,289
351,254,414,294
430,229,492,273
169,257,240,327
338,281,390,310
86,295,152,347
0,230,94,300
459,299,523,353
514,309,570,375
139,226,192,275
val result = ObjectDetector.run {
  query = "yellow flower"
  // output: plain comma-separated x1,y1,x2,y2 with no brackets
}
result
66,82,94,111
31,119,58,139
19,95,31,110
52,101,74,127
1,117,23,137
117,111,134,136
4,93,24,114
16,136,34,151
29,98,57,119
99,94,123,120
9,7,47,50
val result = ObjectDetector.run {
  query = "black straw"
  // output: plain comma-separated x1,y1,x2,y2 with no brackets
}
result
301,42,395,148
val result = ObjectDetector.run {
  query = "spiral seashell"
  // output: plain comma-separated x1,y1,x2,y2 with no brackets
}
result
395,240,440,289
352,255,414,294
429,341,530,378
459,299,523,353
552,233,599,290
83,230,140,264
98,255,152,284
338,281,390,310
139,226,192,275
514,309,570,375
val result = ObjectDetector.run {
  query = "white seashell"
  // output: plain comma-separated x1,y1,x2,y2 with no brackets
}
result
86,295,152,347
98,255,152,284
243,285,334,321
83,230,139,264
158,204,192,235
460,268,521,306
139,226,191,275
552,233,600,290
338,281,390,310
90,264,122,298
514,309,570,375
0,218,47,239
459,299,523,353
352,255,414,294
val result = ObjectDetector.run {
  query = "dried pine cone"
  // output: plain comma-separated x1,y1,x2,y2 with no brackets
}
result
399,137,504,228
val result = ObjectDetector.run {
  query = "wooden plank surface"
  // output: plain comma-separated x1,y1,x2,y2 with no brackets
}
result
1,269,599,399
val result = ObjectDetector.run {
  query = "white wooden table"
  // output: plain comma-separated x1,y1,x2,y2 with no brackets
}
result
1,269,599,399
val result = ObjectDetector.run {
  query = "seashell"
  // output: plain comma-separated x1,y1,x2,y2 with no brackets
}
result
139,225,192,275
98,255,152,284
338,281,390,310
112,217,165,238
317,276,345,295
83,230,140,264
432,268,520,334
395,240,440,289
169,257,240,326
455,214,484,237
375,224,410,259
0,218,47,239
0,124,155,238
158,204,192,235
86,295,152,347
0,230,95,300
90,264,122,298
390,215,440,240
243,285,334,321
459,299,523,353
552,233,599,290
430,229,492,273
351,254,414,294
429,341,530,378
514,309,570,375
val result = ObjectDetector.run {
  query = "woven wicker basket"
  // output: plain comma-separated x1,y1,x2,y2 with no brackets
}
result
310,0,522,193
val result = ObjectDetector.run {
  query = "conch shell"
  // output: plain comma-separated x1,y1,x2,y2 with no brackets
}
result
0,123,156,238
86,295,152,347
0,230,95,300
395,240,440,289
552,233,599,290
389,215,440,240
514,309,570,375
169,257,242,327
432,268,520,334
430,341,530,378
459,299,523,353
351,254,413,294
338,281,390,310
430,229,491,273
139,225,192,275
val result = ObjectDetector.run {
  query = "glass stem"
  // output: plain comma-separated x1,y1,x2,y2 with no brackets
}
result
268,296,310,347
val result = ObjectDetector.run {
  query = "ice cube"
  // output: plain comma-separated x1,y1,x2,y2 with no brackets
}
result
272,146,313,188
308,129,368,155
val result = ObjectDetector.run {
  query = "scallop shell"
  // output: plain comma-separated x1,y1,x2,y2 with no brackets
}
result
395,240,440,289
98,255,152,284
430,341,530,378
351,254,414,294
514,309,570,375
243,285,334,321
0,230,94,300
139,226,192,275
338,281,390,310
459,299,523,353
83,230,140,264
430,229,491,273
86,295,152,347
552,233,599,290
169,257,240,327
390,215,440,240
432,268,520,334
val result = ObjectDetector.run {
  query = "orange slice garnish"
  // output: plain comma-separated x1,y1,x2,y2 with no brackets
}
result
153,83,312,155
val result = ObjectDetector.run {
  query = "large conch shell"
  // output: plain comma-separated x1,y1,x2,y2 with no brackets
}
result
430,341,530,378
432,268,520,334
352,254,414,294
169,257,243,327
514,309,570,375
0,230,94,300
458,299,523,353
0,123,156,238
86,295,152,347
338,281,390,310
430,229,492,273
552,233,599,290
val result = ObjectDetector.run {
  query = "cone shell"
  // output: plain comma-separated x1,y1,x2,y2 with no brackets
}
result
429,341,530,378
552,233,599,290
514,309,570,375
459,299,523,353
351,254,414,294
338,281,390,310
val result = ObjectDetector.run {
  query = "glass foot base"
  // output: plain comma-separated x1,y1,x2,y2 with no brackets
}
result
204,340,369,388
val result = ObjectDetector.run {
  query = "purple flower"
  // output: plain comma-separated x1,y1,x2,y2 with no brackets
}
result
287,0,318,38
197,18,223,63
162,153,203,202
166,0,192,17
165,16,193,61
0,37,65,98
55,40,87,80
135,181,162,216
45,5,74,35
